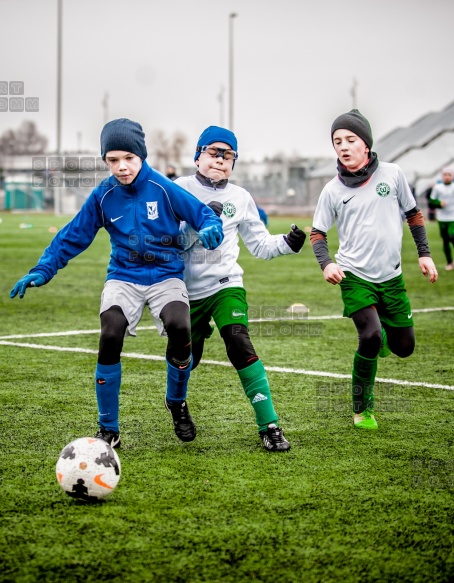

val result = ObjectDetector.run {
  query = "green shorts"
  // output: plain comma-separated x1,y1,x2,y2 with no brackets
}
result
339,271,414,327
190,287,249,343
439,221,454,238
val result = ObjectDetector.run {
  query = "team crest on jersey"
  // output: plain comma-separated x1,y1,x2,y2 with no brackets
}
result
376,182,391,197
223,202,236,218
146,202,158,220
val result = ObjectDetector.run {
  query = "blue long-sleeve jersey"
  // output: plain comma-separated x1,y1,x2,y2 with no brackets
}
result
29,161,223,286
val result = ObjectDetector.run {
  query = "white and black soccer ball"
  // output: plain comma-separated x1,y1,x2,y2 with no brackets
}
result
56,437,121,502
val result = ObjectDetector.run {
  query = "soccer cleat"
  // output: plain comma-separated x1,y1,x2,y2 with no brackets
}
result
353,409,378,430
379,326,391,358
259,424,291,452
165,398,196,442
94,426,121,448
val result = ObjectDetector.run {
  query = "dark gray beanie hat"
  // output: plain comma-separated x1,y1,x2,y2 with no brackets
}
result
331,109,373,149
101,118,148,160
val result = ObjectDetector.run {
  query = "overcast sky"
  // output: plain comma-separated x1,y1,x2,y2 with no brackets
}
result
1,0,454,161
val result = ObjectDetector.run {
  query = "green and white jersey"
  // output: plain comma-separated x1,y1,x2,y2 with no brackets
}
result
176,175,294,300
312,161,416,283
430,182,454,222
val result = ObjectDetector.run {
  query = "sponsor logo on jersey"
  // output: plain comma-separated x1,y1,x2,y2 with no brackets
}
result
343,195,356,204
146,201,159,220
376,182,391,197
223,202,236,218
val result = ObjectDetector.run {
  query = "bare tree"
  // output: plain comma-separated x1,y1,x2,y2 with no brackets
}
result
170,131,186,165
0,120,48,156
148,130,187,172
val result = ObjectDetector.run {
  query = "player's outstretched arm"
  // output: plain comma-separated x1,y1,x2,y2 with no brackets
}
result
10,273,46,299
284,224,306,253
418,257,438,283
197,224,224,250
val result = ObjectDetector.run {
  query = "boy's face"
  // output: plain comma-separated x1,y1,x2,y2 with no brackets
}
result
104,151,142,185
196,141,234,182
332,129,369,172
442,170,453,184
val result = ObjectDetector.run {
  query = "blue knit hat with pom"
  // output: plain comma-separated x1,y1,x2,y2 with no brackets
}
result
194,126,238,162
101,118,148,160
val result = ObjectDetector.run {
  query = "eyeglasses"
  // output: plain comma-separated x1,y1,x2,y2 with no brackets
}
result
197,145,238,160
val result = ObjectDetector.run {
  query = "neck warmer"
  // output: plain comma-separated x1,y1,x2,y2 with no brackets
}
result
337,151,379,188
196,171,228,190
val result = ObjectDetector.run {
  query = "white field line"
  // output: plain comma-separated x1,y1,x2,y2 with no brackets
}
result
1,340,453,392
250,306,454,322
1,306,453,341
1,306,452,390
0,325,157,340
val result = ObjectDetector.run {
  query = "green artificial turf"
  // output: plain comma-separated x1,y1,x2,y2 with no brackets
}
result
0,212,453,583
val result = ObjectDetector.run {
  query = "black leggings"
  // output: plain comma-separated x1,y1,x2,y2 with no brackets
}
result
351,306,415,359
191,323,258,371
438,221,454,265
98,301,191,367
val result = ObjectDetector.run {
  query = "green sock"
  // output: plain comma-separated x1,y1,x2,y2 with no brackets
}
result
237,359,278,432
352,352,378,414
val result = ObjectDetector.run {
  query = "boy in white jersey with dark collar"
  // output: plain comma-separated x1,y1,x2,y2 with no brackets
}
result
311,110,438,429
177,126,306,451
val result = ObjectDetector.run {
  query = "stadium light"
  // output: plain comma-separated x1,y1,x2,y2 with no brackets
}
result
228,13,238,131
56,0,62,154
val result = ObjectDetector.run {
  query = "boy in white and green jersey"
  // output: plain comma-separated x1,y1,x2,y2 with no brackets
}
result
311,110,438,429
178,126,306,451
429,167,454,270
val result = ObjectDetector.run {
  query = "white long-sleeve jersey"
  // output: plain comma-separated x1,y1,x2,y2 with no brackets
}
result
312,162,416,283
176,175,295,300
430,181,454,222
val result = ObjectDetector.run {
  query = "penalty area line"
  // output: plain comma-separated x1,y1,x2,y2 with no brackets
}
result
1,340,453,392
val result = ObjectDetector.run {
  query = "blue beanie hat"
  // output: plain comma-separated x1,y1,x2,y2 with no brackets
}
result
194,126,238,162
101,118,148,160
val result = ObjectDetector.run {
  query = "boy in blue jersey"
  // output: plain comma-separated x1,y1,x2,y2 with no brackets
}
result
10,118,223,448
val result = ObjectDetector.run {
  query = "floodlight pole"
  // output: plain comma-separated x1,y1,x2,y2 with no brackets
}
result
218,85,225,126
55,0,63,215
56,0,62,155
351,77,358,110
228,13,237,131
102,92,109,125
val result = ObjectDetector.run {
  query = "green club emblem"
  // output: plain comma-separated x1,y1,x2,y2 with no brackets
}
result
376,182,391,197
223,202,236,218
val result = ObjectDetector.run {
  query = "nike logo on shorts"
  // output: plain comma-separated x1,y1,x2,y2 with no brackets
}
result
232,310,245,317
407,313,412,318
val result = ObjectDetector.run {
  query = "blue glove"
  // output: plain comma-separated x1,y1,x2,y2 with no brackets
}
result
10,273,46,299
197,225,224,250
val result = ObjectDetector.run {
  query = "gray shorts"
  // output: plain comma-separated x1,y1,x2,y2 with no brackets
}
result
100,278,189,337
